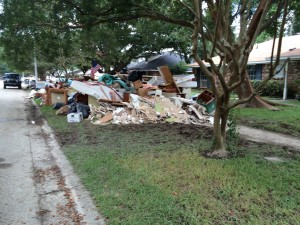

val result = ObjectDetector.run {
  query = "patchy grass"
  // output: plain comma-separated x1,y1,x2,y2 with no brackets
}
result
38,102,300,225
235,100,300,137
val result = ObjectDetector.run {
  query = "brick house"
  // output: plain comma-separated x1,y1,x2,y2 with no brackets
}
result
189,34,300,91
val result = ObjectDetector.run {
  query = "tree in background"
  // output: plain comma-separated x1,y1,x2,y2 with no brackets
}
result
288,0,300,35
0,0,192,75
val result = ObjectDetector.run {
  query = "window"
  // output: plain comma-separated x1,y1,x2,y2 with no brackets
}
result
5,73,20,79
273,64,285,79
200,74,208,88
247,65,256,80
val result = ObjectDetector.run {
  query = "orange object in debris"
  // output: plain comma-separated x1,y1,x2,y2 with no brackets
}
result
99,112,113,123
123,92,130,102
164,88,177,93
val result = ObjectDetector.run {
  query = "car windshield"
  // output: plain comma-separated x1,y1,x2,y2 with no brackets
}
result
5,74,20,79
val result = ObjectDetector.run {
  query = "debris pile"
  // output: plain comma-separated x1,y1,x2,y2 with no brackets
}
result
88,94,209,125
29,66,215,125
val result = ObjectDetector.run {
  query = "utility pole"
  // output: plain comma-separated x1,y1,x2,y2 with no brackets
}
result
34,52,38,81
283,63,288,100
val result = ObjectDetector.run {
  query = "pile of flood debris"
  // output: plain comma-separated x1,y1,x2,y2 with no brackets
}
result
89,94,209,125
29,66,215,125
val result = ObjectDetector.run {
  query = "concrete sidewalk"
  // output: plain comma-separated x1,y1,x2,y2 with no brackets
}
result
239,125,300,151
0,86,105,225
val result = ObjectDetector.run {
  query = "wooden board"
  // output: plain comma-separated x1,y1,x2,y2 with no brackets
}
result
158,66,181,93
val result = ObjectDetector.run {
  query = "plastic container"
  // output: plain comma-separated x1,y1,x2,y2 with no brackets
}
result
196,90,216,113
67,112,83,123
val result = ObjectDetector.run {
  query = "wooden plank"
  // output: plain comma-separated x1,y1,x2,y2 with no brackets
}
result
157,66,181,93
99,112,113,124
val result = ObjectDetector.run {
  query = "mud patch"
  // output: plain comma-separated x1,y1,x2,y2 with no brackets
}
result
35,130,51,140
25,99,44,126
33,164,85,224
54,122,214,147
0,163,12,169
36,209,51,217
33,166,60,183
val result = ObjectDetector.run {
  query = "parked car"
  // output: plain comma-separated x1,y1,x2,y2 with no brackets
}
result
30,79,36,89
3,73,22,89
21,78,30,89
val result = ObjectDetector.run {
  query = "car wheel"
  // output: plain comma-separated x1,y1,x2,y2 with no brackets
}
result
4,85,6,89
18,85,21,89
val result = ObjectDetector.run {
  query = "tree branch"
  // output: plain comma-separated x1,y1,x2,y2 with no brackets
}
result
210,0,223,57
259,1,285,33
226,93,256,110
175,0,197,18
246,0,272,49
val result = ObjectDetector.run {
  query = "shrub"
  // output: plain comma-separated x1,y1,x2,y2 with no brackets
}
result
169,61,188,75
289,79,300,95
251,80,284,97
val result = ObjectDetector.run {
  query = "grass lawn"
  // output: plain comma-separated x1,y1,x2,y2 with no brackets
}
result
235,99,300,137
38,103,300,225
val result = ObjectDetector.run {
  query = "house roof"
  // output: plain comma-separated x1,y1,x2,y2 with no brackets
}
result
127,60,147,70
249,35,300,63
188,34,300,67
127,52,185,71
279,48,300,59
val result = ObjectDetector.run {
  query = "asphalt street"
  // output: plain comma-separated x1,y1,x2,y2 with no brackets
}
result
0,81,104,225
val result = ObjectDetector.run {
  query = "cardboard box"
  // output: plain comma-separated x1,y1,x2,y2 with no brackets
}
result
88,95,100,107
67,112,83,123
56,105,70,115
137,88,149,97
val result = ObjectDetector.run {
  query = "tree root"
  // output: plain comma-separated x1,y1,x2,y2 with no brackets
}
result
206,150,229,158
241,96,280,111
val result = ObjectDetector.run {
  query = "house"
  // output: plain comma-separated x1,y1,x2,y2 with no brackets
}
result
188,34,300,90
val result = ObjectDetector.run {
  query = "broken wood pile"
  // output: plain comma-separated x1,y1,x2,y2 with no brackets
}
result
28,66,215,125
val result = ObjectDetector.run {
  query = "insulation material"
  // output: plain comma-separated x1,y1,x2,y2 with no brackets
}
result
89,94,210,125
70,80,123,102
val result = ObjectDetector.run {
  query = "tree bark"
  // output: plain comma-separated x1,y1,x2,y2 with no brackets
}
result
207,97,230,158
236,74,279,110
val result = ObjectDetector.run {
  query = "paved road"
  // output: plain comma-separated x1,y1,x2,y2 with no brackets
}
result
0,82,104,225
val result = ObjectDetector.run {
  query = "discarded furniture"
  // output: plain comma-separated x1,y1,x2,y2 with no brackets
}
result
196,90,216,113
158,66,185,98
47,88,68,106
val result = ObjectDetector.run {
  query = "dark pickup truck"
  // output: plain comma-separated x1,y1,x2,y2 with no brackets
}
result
3,73,22,89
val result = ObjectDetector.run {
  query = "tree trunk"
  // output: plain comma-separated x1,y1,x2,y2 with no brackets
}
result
236,75,279,110
207,98,230,158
